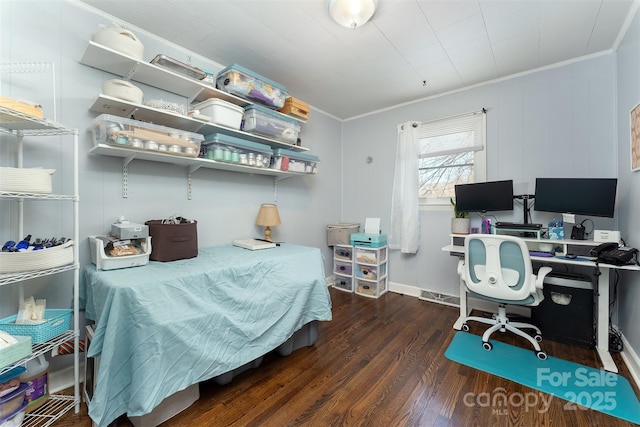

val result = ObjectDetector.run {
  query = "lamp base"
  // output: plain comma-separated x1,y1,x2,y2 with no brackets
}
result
263,226,273,242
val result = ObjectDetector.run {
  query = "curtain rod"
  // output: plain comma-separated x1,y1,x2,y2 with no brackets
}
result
399,108,486,130
416,107,487,127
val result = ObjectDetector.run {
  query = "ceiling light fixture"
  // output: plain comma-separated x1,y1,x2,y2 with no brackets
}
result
329,0,378,29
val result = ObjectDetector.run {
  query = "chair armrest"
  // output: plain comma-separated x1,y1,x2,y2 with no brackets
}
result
457,259,465,276
535,266,553,289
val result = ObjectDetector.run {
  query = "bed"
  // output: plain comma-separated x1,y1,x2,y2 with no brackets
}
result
80,243,332,426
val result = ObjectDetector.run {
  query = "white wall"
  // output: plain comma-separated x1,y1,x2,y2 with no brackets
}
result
615,6,640,363
342,55,619,295
0,0,342,373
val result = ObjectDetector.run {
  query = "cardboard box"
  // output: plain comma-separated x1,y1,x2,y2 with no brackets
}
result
278,97,310,120
145,220,198,262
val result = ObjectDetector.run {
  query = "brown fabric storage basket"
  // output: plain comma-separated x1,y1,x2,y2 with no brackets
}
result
145,220,198,262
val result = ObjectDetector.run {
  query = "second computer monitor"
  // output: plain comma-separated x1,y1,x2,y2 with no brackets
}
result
454,180,514,213
534,178,617,218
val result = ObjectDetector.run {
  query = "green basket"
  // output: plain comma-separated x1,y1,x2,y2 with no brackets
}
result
0,309,72,344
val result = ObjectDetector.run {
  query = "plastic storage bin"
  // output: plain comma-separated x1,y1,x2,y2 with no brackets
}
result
91,114,204,157
216,63,288,109
0,309,72,344
333,245,353,261
0,347,30,380
128,383,199,427
333,275,353,292
242,104,300,144
356,277,388,298
202,133,272,168
356,247,387,264
355,263,386,280
190,98,244,130
270,148,319,174
275,321,319,356
0,383,27,419
89,236,151,271
212,357,263,386
0,400,26,427
334,260,353,276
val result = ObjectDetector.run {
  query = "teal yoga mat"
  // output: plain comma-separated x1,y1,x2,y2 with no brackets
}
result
445,331,640,424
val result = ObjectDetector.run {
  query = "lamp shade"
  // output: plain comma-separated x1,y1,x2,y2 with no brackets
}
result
329,0,377,29
256,203,281,227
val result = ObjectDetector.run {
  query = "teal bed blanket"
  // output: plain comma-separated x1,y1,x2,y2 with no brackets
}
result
81,243,332,427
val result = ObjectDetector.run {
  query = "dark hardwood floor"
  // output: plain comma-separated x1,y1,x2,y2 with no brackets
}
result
55,288,640,426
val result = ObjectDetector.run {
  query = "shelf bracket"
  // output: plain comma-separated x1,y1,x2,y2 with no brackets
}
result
122,158,129,198
122,155,136,198
124,62,140,81
186,165,202,200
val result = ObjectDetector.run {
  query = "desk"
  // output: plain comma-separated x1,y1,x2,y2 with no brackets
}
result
80,243,332,426
442,236,640,373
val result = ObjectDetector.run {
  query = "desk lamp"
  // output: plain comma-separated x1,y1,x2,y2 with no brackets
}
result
256,203,281,242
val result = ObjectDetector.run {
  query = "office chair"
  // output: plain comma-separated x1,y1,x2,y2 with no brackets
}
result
458,234,552,360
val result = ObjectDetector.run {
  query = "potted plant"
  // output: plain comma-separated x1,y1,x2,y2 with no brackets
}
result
450,198,470,234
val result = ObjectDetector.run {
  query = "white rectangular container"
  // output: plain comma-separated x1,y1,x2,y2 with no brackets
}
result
89,236,151,270
190,98,244,130
0,167,55,194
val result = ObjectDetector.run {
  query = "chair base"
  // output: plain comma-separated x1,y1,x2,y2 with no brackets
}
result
462,304,547,360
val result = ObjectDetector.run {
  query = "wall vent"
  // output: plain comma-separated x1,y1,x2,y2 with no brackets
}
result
419,290,460,307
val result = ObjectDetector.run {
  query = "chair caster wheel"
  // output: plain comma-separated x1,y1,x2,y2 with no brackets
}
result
534,334,543,342
462,323,470,332
482,341,493,351
536,351,547,360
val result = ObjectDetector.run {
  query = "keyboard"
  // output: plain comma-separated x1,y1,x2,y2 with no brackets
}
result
495,222,543,230
529,250,554,257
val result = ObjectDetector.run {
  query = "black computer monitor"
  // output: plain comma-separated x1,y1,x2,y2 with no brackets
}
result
534,178,617,218
454,180,514,213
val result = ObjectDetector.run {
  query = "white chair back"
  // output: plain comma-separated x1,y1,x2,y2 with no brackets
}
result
463,234,535,302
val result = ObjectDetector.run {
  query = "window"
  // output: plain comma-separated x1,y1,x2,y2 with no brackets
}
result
417,111,486,206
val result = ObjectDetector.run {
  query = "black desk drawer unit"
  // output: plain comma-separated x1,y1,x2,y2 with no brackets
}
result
531,272,595,349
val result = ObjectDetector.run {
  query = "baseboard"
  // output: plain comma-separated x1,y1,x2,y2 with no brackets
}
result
49,361,85,394
620,333,640,392
388,282,638,388
51,282,640,399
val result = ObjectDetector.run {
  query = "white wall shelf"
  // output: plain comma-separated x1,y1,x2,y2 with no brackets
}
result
89,143,313,199
88,94,309,152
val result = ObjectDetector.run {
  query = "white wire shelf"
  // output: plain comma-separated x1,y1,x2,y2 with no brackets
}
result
0,263,78,286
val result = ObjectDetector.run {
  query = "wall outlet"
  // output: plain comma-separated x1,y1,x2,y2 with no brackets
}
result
594,230,621,243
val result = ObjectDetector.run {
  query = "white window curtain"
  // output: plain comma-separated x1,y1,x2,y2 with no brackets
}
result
390,121,420,254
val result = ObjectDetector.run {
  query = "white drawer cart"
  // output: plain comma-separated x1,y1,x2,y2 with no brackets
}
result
353,246,388,298
0,105,80,425
332,244,354,292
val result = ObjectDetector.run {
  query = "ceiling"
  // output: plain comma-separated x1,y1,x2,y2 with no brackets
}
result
79,0,637,120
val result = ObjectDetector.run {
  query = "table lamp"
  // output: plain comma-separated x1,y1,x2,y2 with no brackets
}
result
256,203,281,242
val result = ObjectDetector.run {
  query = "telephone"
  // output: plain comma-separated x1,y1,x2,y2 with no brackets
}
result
590,242,639,265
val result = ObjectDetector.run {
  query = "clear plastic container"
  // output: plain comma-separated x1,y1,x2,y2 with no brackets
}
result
242,104,300,144
216,63,288,109
202,134,272,168
270,148,319,174
91,114,204,158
